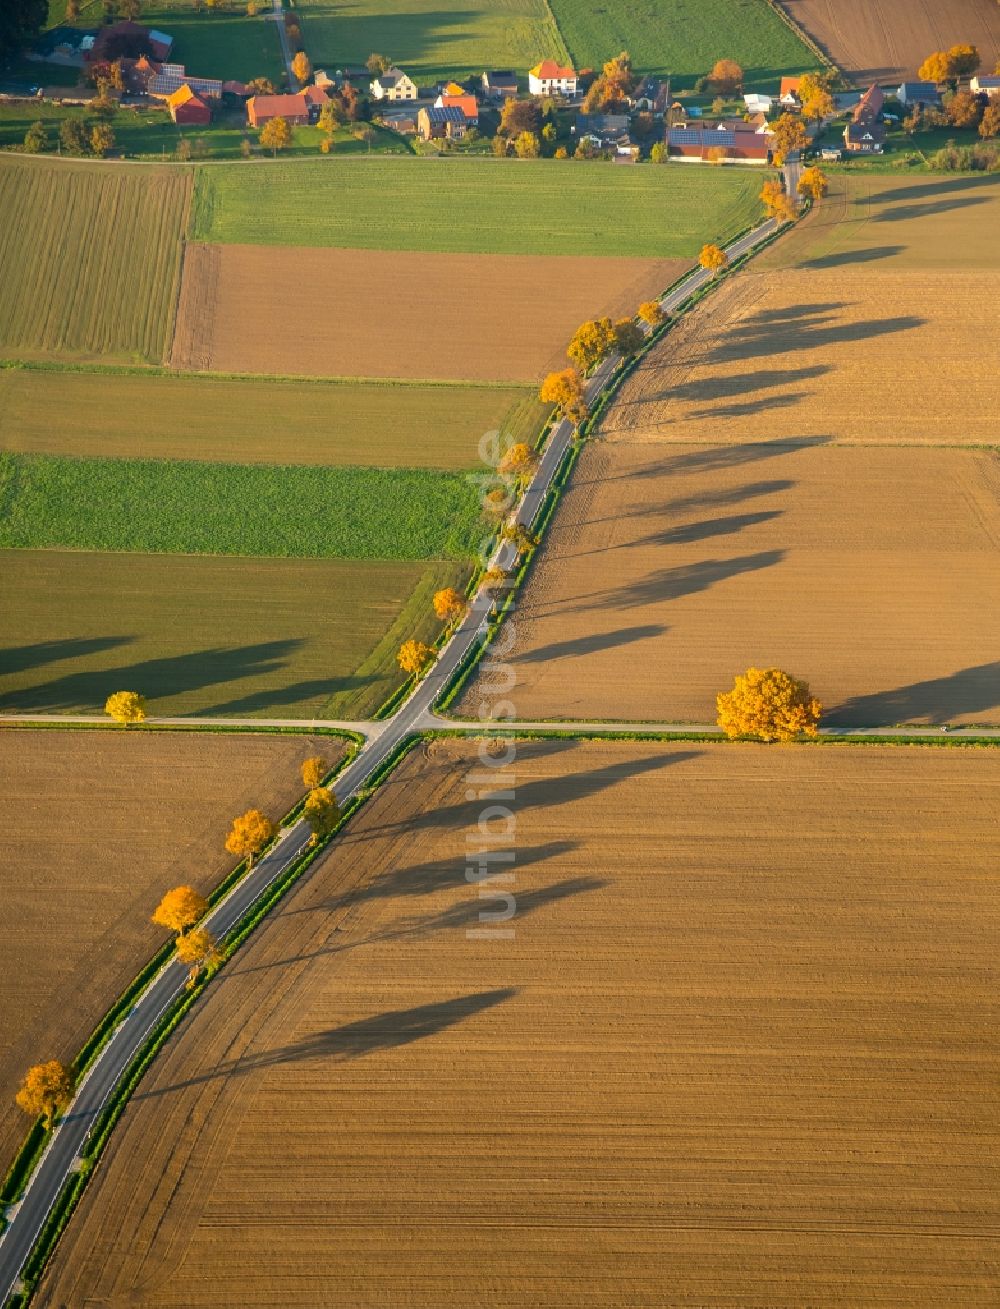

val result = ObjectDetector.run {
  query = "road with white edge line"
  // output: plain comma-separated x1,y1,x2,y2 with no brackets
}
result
2,210,867,1304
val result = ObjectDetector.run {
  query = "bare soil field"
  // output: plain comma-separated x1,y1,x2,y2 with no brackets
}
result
0,728,339,1176
602,268,1000,446
757,175,1000,272
170,243,686,382
39,739,1000,1307
465,444,1000,725
780,0,1000,84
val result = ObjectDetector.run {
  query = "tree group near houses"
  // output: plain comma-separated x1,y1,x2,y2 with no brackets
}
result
717,668,822,742
767,111,808,165
918,44,981,85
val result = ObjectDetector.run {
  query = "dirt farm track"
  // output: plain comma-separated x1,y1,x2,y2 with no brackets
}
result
780,0,1000,84
37,740,1000,1307
171,244,686,382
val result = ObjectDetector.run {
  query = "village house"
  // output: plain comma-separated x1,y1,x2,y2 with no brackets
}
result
629,76,668,115
482,69,518,100
843,118,885,151
667,122,771,163
970,74,1000,98
778,75,803,107
854,83,884,120
166,84,211,125
573,112,635,154
417,105,467,140
247,86,327,128
434,92,479,125
528,59,578,96
896,81,940,107
370,67,418,101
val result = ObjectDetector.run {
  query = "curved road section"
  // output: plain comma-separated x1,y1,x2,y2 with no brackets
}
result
0,214,776,1305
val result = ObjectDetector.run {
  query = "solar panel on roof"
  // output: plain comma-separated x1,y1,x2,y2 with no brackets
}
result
669,129,703,144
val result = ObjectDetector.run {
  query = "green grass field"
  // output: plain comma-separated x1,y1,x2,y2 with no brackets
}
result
0,157,190,363
548,0,815,84
0,367,531,469
0,549,465,718
192,156,763,255
0,453,482,559
294,0,566,84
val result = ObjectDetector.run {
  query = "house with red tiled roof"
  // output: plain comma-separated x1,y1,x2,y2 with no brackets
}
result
528,59,578,96
247,87,327,127
434,92,479,124
167,84,211,125
778,75,803,107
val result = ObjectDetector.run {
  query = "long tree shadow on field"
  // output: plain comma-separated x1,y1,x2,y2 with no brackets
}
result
0,636,135,679
825,662,1000,727
664,478,795,514
688,392,807,422
660,363,830,405
206,673,378,716
709,311,924,364
0,639,305,713
804,246,903,269
512,625,667,661
563,551,784,615
561,512,785,562
866,176,1000,204
572,441,821,491
871,196,991,225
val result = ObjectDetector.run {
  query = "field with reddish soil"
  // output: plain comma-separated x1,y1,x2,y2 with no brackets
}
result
780,0,1000,83
601,268,1000,447
38,739,1000,1307
0,728,340,1176
170,243,685,381
464,443,1000,726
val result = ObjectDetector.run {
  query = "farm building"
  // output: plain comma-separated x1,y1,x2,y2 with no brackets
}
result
370,68,418,101
417,105,468,140
574,113,634,153
896,81,940,107
667,123,770,162
434,92,479,124
167,84,211,125
744,92,773,115
778,75,803,106
528,60,578,96
146,62,223,100
87,20,172,64
843,119,885,152
482,69,518,100
247,87,327,127
970,75,1000,98
853,83,884,121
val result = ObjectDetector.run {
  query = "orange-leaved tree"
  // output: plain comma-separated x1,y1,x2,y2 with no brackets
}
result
175,927,221,988
945,89,983,128
699,242,728,275
760,177,798,224
567,317,616,372
918,50,953,84
981,102,1000,139
105,690,146,725
539,367,588,425
225,809,276,868
397,639,433,676
768,111,808,165
15,1061,75,1128
797,165,829,202
152,885,208,937
301,755,328,789
638,300,664,328
716,667,822,742
259,115,292,156
292,50,311,84
432,586,466,623
709,58,743,93
481,566,507,591
498,442,538,479
303,787,340,845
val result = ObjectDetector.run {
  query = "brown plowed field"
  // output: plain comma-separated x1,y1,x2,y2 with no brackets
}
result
780,0,1000,84
601,269,1000,446
0,729,340,1176
170,243,686,381
38,740,1000,1307
464,444,1000,725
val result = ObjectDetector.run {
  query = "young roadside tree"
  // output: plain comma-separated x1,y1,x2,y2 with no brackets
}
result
175,926,221,988
481,566,507,591
797,164,829,202
698,242,728,275
302,787,339,845
638,299,665,327
500,522,538,553
613,318,644,356
225,809,276,867
760,176,798,223
23,120,49,153
90,122,115,156
768,111,808,164
567,317,616,372
301,755,328,789
15,1061,74,1129
259,115,292,156
513,129,540,158
432,586,466,622
152,885,208,937
709,58,743,94
104,689,146,724
397,639,433,676
980,102,1000,139
497,442,538,479
716,667,822,742
539,367,588,425
291,50,311,84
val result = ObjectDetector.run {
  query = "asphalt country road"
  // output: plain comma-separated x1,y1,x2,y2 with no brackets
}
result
0,213,786,1304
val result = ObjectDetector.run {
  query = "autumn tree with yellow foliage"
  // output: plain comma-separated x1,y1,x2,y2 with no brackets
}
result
699,243,728,275
16,1061,75,1128
104,690,146,725
432,587,465,623
638,300,664,328
397,639,432,676
175,927,221,989
303,787,340,845
225,809,276,868
152,885,208,937
567,317,616,373
301,755,327,789
768,111,809,165
539,367,588,425
498,441,538,479
797,165,829,202
259,115,292,156
760,177,798,224
716,667,822,742
291,50,311,84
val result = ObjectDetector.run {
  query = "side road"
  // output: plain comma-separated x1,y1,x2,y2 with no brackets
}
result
0,214,775,1305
